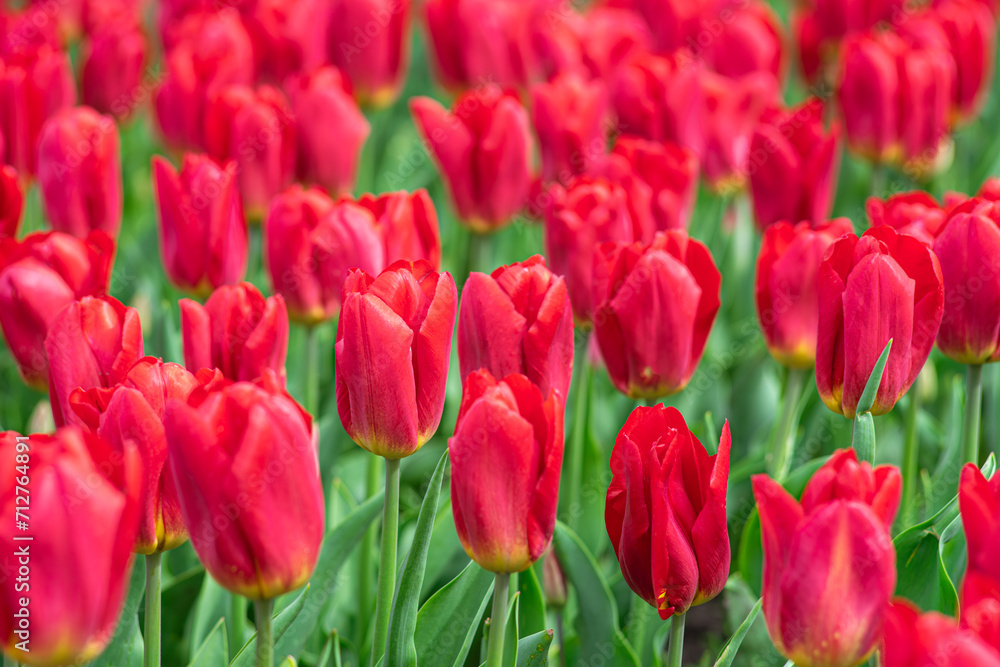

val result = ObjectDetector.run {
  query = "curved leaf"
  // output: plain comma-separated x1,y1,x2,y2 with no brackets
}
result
415,560,495,666
189,619,228,667
230,585,310,667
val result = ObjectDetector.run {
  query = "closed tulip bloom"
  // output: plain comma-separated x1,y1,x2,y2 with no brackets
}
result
958,463,1000,652
702,1,785,82
608,136,699,234
866,192,948,245
449,370,564,573
593,231,721,400
0,165,23,239
81,20,147,120
606,405,731,618
749,99,842,231
838,33,902,163
0,428,141,667
242,0,329,84
328,0,412,108
46,295,145,428
884,600,1000,667
352,189,441,268
164,375,324,599
622,0,713,53
36,106,122,239
265,188,385,324
336,260,457,459
0,231,115,388
411,89,534,232
530,71,608,184
816,226,944,418
152,153,247,296
756,219,854,369
895,42,954,169
572,7,652,82
459,255,574,402
180,282,289,383
286,66,370,197
935,0,996,122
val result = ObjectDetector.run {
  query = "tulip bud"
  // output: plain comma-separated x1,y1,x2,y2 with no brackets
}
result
542,549,567,608
352,189,442,269
702,1,785,82
46,295,145,428
328,0,412,108
0,231,115,388
37,106,123,239
152,153,248,296
749,99,842,231
958,463,1000,653
336,260,457,459
606,405,731,618
593,231,721,400
816,226,944,418
884,599,1000,667
164,373,324,599
838,32,902,163
0,428,141,666
0,165,23,239
180,282,289,383
449,370,564,574
81,20,147,120
458,255,574,403
866,192,948,245
286,66,370,197
243,0,329,84
935,0,996,122
755,219,854,369
411,88,534,232
530,71,608,184
607,136,699,235
265,187,385,324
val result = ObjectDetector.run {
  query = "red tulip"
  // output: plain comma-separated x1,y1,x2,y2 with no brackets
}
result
0,165,23,239
81,19,147,121
152,153,247,296
0,231,115,388
569,7,652,82
449,370,564,573
458,255,574,403
838,32,902,163
620,0,714,53
934,0,996,123
753,450,900,667
336,260,457,459
756,219,854,369
243,0,329,84
70,357,200,554
593,231,721,400
265,187,385,324
164,372,324,599
606,405,731,618
286,66,370,197
749,98,842,231
204,84,296,219
328,0,412,108
607,136,699,234
411,88,534,232
884,599,1000,667
352,189,441,269
0,428,141,666
37,106,123,239
46,295,144,428
180,282,289,383
701,1,785,82
866,192,948,245
959,463,1000,653
530,71,608,184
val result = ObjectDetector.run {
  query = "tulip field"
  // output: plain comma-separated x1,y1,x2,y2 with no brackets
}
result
6,0,1000,666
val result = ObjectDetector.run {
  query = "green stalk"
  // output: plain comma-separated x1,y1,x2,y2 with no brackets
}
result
228,595,247,661
143,553,162,667
304,325,321,417
485,573,511,667
963,364,984,465
769,368,806,481
254,598,274,667
665,612,686,667
566,354,593,530
370,458,400,666
356,455,381,650
901,391,921,525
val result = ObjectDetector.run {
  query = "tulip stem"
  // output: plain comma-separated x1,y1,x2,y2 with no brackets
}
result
666,612,685,667
229,595,247,660
143,553,162,667
769,368,806,481
356,455,381,650
254,598,274,667
304,324,321,417
566,355,593,530
371,458,400,666
486,573,510,667
900,390,922,526
962,364,984,465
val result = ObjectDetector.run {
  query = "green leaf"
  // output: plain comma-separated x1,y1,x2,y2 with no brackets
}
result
853,339,893,464
502,591,521,667
517,566,547,637
414,561,495,666
893,526,958,615
857,340,894,415
552,522,640,667
188,619,228,667
516,629,554,667
713,598,762,667
386,450,449,667
86,557,145,667
230,585,310,667
189,575,231,654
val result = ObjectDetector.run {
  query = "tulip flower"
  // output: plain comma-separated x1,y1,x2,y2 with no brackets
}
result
749,98,842,231
592,231,721,400
866,192,948,245
328,0,412,108
283,66,369,198
458,255,574,403
163,373,324,600
411,88,534,232
884,599,1000,667
336,260,457,459
0,165,23,239
606,405,731,618
623,0,711,53
450,370,564,574
530,71,608,184
352,189,441,269
753,450,900,667
755,219,854,369
606,136,699,235
152,153,248,296
81,20,147,120
265,188,385,324
0,428,141,667
959,463,1000,653
571,6,652,82
935,0,996,123
0,231,115,388
816,226,945,418
837,32,902,163
46,295,145,428
242,0,328,84
544,177,636,323
180,282,289,383
36,106,123,239
701,1,785,82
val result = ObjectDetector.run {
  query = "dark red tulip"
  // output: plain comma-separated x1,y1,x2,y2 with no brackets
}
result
866,192,948,245
328,0,412,108
593,231,721,400
606,136,699,235
243,0,329,84
450,370,564,573
959,463,1000,653
0,165,23,239
885,599,1000,667
352,189,441,269
530,71,608,184
81,19,147,120
607,405,731,618
336,260,457,459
